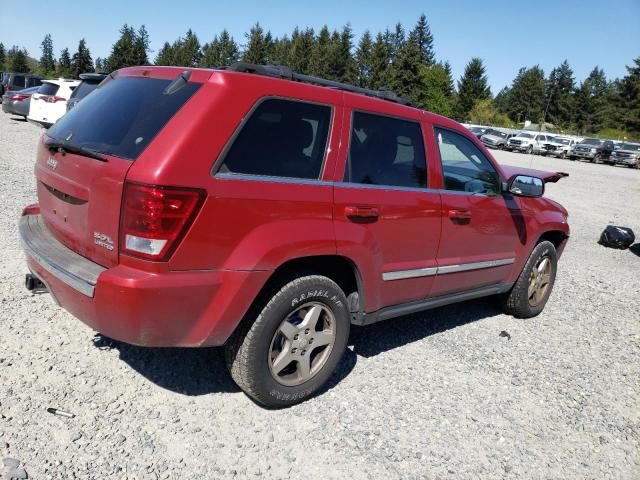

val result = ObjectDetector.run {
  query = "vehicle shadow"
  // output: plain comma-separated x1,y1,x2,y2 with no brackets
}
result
630,243,640,257
91,297,500,398
9,115,27,122
349,297,502,358
92,333,358,397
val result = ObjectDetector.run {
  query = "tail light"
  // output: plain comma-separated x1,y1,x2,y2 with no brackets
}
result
10,94,29,101
42,96,66,103
120,183,205,261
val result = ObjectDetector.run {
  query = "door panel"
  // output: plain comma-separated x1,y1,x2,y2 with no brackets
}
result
333,105,442,312
430,126,521,296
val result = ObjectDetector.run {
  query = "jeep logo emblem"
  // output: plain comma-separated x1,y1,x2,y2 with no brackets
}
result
46,157,58,170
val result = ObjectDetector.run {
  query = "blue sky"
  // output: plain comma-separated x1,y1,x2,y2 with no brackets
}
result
2,0,638,92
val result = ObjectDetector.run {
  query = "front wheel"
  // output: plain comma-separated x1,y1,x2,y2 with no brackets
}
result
501,241,558,319
225,275,350,407
526,145,533,154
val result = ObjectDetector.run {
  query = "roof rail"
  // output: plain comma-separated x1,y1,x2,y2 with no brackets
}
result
226,61,414,107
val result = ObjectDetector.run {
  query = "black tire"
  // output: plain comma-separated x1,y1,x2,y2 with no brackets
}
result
569,155,576,161
225,275,350,407
526,145,533,154
591,153,600,163
500,241,558,319
559,151,566,159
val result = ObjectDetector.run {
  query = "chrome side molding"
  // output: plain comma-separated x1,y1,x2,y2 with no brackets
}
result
383,257,515,281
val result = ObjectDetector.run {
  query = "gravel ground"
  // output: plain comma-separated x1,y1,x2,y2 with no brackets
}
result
1,111,639,479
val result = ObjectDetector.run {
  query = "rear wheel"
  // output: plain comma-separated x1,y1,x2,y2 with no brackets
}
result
591,153,600,163
501,241,558,319
225,275,350,407
526,145,533,154
559,151,566,159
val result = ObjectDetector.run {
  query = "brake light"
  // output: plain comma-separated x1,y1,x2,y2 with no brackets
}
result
43,96,66,103
10,94,29,101
120,183,205,261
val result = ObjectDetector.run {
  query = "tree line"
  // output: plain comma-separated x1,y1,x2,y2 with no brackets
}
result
0,15,637,138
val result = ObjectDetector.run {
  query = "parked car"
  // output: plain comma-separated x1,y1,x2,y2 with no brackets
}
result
1,86,40,119
506,132,551,154
571,138,614,163
19,62,570,407
468,126,489,139
544,136,577,159
67,73,107,111
0,72,42,99
610,142,640,168
480,129,513,149
27,79,79,128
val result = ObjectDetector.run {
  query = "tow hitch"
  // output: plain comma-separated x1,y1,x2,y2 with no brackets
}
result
25,273,48,294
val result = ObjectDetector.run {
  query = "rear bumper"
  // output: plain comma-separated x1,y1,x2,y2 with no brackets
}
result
20,214,270,347
27,118,52,128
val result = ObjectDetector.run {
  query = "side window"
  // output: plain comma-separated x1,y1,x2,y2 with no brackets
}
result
14,75,25,89
345,111,427,189
435,127,500,196
220,98,331,179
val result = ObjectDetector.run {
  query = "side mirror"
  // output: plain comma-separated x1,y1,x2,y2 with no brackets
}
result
506,175,544,197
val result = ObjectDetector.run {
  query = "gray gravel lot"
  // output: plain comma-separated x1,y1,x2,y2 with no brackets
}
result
0,111,639,479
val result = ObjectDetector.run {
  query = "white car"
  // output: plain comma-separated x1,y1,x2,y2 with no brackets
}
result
541,136,577,159
506,132,551,154
27,79,79,128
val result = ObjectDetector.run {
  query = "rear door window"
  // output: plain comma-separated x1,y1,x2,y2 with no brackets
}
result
47,76,200,160
345,111,427,189
71,81,98,100
13,75,26,89
37,83,60,96
219,98,332,179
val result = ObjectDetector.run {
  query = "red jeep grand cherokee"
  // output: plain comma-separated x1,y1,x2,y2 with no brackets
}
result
20,63,569,407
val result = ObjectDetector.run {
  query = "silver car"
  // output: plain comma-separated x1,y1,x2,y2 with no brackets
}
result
1,86,40,119
610,143,640,168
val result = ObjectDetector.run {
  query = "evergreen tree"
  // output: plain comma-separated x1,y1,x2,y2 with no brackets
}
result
106,25,138,70
545,60,575,128
616,57,640,134
200,30,239,67
288,27,314,74
71,38,94,77
333,24,355,83
494,86,510,113
390,33,423,104
308,26,332,78
389,23,405,62
243,22,270,64
173,29,202,66
420,62,454,116
411,14,435,66
0,43,5,71
133,25,150,66
455,57,491,121
369,32,392,89
271,35,291,66
155,42,175,66
574,67,609,133
504,66,546,124
58,48,72,77
95,57,104,72
443,61,455,96
39,34,56,75
7,46,30,73
355,30,373,87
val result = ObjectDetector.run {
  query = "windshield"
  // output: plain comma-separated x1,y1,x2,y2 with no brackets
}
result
619,143,640,151
70,81,100,101
581,138,602,146
47,76,200,161
488,130,507,139
556,138,570,145
518,133,534,139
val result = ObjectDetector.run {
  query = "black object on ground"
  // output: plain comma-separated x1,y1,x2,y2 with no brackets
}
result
499,330,511,341
598,225,635,250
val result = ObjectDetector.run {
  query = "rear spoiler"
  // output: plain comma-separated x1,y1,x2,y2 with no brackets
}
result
501,165,569,184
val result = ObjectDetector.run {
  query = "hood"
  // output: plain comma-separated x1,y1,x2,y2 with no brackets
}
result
501,165,569,184
614,149,640,155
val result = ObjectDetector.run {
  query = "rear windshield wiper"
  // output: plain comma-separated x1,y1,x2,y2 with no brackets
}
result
45,140,107,162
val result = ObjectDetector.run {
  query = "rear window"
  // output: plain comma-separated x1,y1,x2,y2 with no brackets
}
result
13,75,26,89
47,76,200,161
37,83,60,96
219,98,332,179
70,81,99,100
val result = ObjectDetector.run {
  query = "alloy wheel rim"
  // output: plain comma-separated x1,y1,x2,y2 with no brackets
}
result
528,256,552,307
268,302,336,387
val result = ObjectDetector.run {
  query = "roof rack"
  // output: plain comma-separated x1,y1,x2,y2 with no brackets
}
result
226,62,414,107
